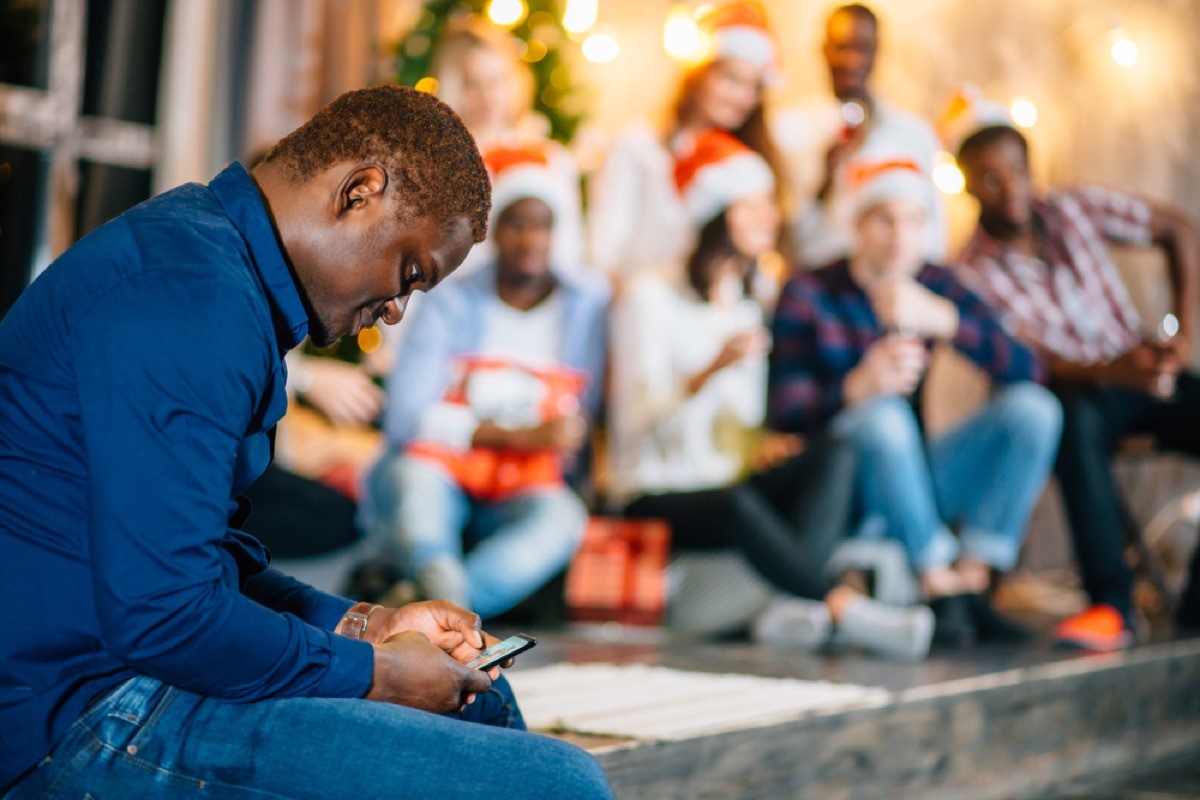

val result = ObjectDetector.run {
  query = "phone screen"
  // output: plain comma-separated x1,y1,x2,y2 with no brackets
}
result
464,633,537,670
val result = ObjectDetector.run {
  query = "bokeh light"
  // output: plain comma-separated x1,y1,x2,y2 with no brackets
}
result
582,32,619,63
933,151,966,195
487,0,527,28
1009,97,1038,128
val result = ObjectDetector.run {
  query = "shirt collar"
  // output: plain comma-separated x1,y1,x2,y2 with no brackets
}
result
967,196,1053,263
209,162,309,353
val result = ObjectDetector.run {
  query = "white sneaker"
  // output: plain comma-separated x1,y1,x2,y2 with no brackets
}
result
836,596,934,662
751,597,833,651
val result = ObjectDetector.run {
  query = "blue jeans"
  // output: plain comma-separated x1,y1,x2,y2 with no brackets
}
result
365,455,587,619
3,674,613,799
830,382,1062,573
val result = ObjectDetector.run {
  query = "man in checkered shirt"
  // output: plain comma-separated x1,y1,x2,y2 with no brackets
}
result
955,122,1200,650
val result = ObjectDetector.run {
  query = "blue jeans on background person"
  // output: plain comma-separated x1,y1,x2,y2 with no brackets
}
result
2,674,613,800
829,382,1062,575
365,455,588,619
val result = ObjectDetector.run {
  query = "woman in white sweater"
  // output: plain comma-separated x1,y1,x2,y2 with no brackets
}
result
586,1,787,286
609,128,933,660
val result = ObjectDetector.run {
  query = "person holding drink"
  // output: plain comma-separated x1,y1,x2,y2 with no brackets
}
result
950,94,1200,649
768,156,1061,647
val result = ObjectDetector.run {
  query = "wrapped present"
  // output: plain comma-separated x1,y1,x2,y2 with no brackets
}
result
564,517,670,626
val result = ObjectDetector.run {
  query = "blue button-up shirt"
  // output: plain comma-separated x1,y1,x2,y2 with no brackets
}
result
0,163,374,788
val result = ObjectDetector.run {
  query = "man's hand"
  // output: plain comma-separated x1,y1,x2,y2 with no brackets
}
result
1103,342,1180,394
843,335,928,404
365,631,492,713
1164,331,1192,368
520,413,589,453
473,413,588,454
816,135,864,203
368,600,484,658
868,278,959,339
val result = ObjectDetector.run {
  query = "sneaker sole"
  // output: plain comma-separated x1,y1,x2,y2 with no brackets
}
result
1053,631,1133,652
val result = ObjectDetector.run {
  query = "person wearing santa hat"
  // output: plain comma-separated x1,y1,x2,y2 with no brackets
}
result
587,1,786,288
768,156,1062,647
363,144,609,620
430,18,585,273
950,88,1200,650
773,3,946,270
609,129,935,661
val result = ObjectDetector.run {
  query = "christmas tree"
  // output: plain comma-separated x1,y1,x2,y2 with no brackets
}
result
395,0,585,145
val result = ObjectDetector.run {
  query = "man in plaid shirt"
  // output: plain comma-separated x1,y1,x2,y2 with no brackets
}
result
955,122,1200,650
769,158,1061,647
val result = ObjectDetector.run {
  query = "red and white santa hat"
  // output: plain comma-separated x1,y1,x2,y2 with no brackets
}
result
846,157,932,218
674,128,775,225
936,83,1015,157
696,1,779,83
482,142,565,230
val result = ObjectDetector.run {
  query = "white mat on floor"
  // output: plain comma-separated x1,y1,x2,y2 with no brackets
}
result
504,663,890,741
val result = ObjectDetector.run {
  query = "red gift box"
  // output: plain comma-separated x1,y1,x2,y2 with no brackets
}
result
564,517,671,626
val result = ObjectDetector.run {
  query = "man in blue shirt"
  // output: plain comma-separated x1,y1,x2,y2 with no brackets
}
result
0,86,612,799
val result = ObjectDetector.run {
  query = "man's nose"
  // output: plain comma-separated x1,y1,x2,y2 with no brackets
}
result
379,295,409,325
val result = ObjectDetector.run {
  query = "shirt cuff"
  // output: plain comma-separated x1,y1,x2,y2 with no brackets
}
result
316,632,375,699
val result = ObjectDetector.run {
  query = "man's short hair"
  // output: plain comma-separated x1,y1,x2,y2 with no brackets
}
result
262,85,491,243
829,3,878,29
957,124,1029,168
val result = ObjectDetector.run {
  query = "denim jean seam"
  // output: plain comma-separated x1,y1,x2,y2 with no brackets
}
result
127,685,178,749
486,686,519,728
90,732,209,791
43,737,104,799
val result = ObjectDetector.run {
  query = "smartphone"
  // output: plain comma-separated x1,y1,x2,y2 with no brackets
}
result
464,633,537,671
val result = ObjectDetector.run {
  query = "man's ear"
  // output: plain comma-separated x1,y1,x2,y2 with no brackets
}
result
337,164,388,217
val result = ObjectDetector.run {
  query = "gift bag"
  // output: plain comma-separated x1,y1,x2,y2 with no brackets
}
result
564,517,670,626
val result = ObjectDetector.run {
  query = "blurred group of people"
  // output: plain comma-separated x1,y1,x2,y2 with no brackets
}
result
278,1,1200,661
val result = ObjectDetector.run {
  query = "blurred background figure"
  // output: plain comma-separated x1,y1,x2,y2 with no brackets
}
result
587,1,785,288
609,129,933,660
364,144,608,619
432,18,585,273
773,3,945,270
950,90,1200,649
768,157,1061,647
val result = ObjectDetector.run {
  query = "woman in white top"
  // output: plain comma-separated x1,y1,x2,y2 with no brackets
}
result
586,1,787,286
609,128,933,661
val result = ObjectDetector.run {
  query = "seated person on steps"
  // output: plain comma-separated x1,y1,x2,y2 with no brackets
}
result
768,155,1063,647
610,128,934,661
364,143,609,621
947,87,1200,648
0,86,612,800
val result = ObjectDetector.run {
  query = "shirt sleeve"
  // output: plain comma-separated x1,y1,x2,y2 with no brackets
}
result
242,565,354,631
926,268,1046,385
1072,185,1153,247
73,269,373,702
767,278,847,433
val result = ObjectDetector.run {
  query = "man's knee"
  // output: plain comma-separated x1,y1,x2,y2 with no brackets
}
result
831,396,922,455
991,382,1063,450
531,738,613,799
1057,390,1110,442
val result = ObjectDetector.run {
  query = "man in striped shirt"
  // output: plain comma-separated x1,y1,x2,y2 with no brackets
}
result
955,123,1200,649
